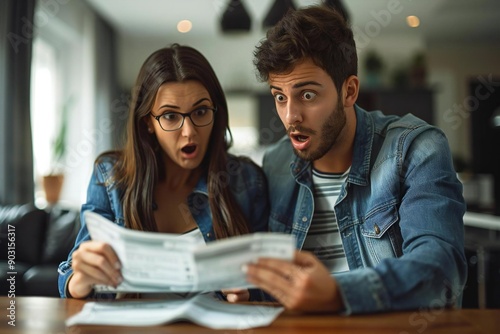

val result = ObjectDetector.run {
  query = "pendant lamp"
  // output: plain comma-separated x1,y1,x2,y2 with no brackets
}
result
262,0,296,29
221,0,252,32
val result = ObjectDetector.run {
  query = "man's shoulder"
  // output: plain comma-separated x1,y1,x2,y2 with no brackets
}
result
366,109,434,141
366,110,449,163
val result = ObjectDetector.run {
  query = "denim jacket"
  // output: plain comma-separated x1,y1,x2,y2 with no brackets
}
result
262,105,467,314
58,154,269,298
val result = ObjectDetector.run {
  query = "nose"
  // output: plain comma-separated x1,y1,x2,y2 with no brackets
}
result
284,100,302,126
181,116,197,137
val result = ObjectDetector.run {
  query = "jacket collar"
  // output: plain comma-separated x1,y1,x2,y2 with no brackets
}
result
349,105,373,186
289,104,373,186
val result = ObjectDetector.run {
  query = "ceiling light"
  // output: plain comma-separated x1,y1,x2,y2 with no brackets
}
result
263,0,296,29
177,20,192,33
406,15,420,28
220,0,251,32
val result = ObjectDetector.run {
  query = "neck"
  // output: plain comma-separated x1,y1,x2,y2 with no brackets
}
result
163,157,201,192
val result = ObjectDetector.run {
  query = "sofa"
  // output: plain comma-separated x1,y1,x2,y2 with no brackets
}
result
0,203,80,297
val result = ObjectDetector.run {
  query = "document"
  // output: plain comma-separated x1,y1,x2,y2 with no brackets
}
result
65,293,284,329
84,211,296,293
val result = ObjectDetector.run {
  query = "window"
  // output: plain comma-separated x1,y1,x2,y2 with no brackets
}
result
30,38,61,206
29,1,110,209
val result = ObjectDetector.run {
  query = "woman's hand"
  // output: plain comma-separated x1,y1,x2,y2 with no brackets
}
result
221,288,250,302
68,241,122,299
245,250,344,312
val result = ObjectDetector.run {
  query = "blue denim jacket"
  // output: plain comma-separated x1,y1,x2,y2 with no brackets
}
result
58,154,269,298
262,105,467,314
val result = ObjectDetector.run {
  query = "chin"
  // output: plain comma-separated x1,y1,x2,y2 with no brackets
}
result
181,159,203,170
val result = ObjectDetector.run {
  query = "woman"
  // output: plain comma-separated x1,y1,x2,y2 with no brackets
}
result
57,44,268,300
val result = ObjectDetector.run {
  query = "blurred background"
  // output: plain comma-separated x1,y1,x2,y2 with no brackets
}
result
2,0,499,210
1,0,500,306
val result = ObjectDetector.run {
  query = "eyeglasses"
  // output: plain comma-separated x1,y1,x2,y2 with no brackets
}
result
150,107,217,132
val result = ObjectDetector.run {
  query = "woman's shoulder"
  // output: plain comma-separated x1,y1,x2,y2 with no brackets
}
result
93,151,122,183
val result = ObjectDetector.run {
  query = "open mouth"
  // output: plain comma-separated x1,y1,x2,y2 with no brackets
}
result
292,134,310,142
289,132,311,151
181,144,197,154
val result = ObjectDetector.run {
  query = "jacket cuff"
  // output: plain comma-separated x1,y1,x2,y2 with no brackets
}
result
335,268,390,314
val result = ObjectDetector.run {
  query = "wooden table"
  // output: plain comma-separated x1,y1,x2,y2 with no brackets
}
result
1,296,499,333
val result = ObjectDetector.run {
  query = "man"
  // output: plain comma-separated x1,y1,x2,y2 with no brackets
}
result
242,6,466,314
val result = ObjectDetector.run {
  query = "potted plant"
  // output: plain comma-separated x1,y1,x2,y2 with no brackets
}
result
42,97,70,205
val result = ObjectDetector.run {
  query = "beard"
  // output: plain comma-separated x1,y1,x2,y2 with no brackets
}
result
288,98,346,162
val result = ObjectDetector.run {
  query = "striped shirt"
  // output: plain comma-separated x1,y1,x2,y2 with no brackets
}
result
302,168,350,274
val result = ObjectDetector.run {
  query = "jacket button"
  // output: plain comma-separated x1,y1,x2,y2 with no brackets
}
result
374,224,380,235
302,216,307,222
206,232,211,237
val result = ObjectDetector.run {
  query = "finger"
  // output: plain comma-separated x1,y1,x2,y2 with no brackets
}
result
226,290,249,303
246,263,298,304
74,262,120,287
76,241,122,277
221,288,250,302
80,241,121,269
73,247,122,286
254,257,304,281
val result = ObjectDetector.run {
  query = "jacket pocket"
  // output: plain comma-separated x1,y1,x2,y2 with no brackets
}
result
360,203,402,265
361,203,399,238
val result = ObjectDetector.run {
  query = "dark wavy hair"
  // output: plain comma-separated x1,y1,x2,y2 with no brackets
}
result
254,5,358,95
104,44,249,238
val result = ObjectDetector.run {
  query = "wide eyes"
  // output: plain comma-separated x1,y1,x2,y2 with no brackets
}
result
274,93,286,102
302,91,317,100
192,108,209,117
273,91,317,103
161,113,180,121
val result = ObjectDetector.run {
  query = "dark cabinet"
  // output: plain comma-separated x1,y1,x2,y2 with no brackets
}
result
257,93,286,145
357,88,434,125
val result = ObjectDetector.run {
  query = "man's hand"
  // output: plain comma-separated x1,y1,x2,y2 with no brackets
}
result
245,250,343,312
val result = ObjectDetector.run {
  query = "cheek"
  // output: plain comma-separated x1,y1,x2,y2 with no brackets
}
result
274,107,287,125
156,134,177,156
314,101,335,120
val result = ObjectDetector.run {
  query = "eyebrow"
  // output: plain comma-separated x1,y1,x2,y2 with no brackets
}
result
158,97,211,110
270,81,323,91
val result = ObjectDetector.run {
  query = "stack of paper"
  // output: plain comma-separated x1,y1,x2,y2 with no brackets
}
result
66,293,284,329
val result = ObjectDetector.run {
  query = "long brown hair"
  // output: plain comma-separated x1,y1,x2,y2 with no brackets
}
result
106,44,249,238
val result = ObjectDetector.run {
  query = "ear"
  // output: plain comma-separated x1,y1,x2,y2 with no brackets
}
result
144,117,155,133
342,75,359,108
